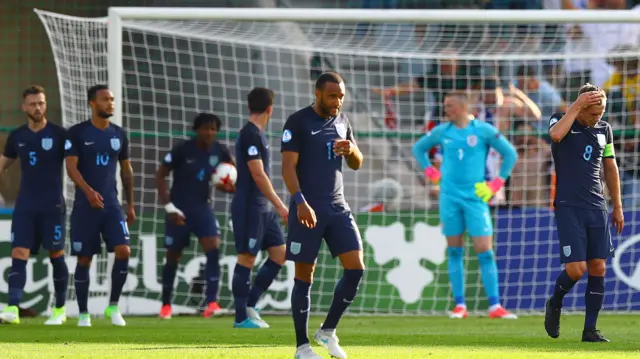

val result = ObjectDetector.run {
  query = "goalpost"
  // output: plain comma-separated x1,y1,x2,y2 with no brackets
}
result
32,7,640,316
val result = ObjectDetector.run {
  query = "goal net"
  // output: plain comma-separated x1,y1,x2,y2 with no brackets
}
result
33,7,640,316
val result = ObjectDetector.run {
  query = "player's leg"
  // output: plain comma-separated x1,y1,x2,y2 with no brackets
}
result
581,210,613,342
287,206,325,359
246,212,286,319
0,212,35,324
195,211,223,318
42,209,69,325
314,210,364,359
159,217,189,319
102,208,132,326
545,206,588,338
464,200,516,319
70,207,103,327
439,194,467,318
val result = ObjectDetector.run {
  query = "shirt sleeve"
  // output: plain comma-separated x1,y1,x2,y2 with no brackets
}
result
604,123,615,158
162,143,182,171
219,143,233,163
412,125,442,170
64,126,79,157
281,115,302,153
243,131,263,162
119,130,130,161
482,122,518,180
346,119,357,147
3,130,17,159
548,112,564,129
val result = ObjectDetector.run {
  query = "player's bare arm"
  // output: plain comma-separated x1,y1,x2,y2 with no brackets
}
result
247,159,288,223
120,158,136,226
0,155,16,180
65,156,104,208
335,139,363,170
603,157,624,234
155,162,185,225
549,91,603,142
282,151,316,228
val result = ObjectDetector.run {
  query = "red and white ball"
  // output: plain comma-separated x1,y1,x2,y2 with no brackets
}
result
213,163,237,185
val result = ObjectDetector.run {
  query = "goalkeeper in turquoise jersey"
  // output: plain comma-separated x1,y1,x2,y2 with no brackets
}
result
412,91,519,319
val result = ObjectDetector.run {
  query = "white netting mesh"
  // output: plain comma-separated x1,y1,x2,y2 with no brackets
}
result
36,8,640,316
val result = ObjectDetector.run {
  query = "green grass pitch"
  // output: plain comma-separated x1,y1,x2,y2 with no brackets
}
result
2,315,640,358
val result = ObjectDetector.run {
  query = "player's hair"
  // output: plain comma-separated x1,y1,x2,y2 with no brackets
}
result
315,72,344,90
578,83,607,98
445,90,470,104
247,87,275,114
87,84,110,102
515,64,537,78
192,113,222,131
22,85,45,99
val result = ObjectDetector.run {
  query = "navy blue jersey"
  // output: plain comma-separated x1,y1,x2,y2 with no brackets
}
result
234,122,270,208
65,120,129,208
549,112,615,210
3,122,66,211
162,139,232,209
280,106,356,206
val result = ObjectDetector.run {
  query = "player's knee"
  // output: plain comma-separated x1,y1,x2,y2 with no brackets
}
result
113,245,131,260
48,250,65,259
339,250,365,270
11,247,30,261
236,253,256,268
565,261,587,281
77,256,92,267
166,250,182,264
199,236,220,252
267,245,286,266
587,260,606,277
294,262,315,283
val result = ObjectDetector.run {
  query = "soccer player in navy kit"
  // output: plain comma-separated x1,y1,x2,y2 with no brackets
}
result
156,113,235,319
0,86,69,325
65,85,136,327
231,88,287,329
281,72,364,359
545,84,624,342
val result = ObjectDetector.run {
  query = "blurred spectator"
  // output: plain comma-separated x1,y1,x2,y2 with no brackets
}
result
515,65,567,125
509,122,553,207
561,0,640,101
602,45,640,127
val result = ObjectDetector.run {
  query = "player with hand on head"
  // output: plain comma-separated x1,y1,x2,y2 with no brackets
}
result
0,86,69,325
65,84,135,327
281,72,365,359
231,88,287,329
156,113,235,320
545,84,623,343
412,91,519,320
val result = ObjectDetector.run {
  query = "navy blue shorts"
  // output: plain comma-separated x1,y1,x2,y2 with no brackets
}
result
555,206,614,264
11,209,66,255
286,202,362,264
232,206,285,256
70,206,129,256
164,207,220,252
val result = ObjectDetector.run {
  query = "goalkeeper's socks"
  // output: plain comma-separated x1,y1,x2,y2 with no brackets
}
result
50,256,69,308
551,270,578,308
205,248,220,303
477,250,500,307
447,247,466,306
247,259,282,308
74,264,90,314
109,258,129,304
161,261,178,305
8,258,27,306
292,279,311,347
584,275,605,330
321,269,363,330
232,264,251,323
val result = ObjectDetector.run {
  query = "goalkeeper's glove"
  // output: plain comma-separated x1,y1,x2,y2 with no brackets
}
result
424,166,441,185
164,202,186,219
474,178,505,203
